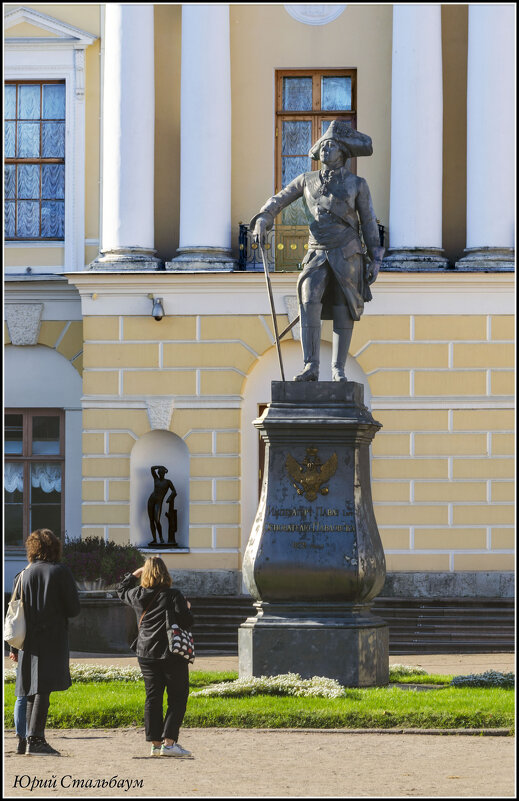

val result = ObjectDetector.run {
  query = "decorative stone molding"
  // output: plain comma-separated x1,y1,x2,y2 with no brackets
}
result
4,6,97,44
5,303,43,345
284,4,347,25
146,398,174,431
74,49,86,99
283,295,301,340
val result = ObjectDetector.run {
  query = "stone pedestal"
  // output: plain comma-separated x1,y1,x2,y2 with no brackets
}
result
239,381,389,687
239,602,388,687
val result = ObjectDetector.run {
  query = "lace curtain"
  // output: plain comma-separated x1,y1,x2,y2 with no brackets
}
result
4,463,61,494
4,463,23,493
32,463,62,494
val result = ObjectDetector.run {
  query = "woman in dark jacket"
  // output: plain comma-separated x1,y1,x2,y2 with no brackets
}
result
12,528,80,756
116,556,194,757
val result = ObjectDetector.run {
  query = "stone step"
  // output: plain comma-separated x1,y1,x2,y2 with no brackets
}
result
190,596,514,654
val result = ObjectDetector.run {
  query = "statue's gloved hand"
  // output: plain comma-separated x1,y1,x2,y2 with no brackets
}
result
253,216,268,247
366,259,381,285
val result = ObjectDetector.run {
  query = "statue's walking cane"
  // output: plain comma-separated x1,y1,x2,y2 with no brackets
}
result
258,238,300,382
259,239,285,381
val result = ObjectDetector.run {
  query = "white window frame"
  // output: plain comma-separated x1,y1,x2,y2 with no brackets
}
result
4,7,97,272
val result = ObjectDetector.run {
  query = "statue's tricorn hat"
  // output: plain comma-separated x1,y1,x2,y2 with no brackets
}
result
309,119,373,160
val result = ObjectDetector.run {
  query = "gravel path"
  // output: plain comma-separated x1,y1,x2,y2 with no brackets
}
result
4,727,515,798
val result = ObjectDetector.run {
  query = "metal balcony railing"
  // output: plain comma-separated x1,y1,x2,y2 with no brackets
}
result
238,222,385,271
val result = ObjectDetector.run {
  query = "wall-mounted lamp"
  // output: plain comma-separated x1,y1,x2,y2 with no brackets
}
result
151,297,164,321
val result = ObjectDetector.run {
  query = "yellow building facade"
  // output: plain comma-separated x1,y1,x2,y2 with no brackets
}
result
4,4,515,606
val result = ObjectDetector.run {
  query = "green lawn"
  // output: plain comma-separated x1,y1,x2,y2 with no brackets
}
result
4,671,514,731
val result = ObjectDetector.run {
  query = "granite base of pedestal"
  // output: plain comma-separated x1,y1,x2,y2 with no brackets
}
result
239,605,389,687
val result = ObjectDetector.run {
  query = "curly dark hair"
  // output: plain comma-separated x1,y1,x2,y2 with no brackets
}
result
26,529,62,563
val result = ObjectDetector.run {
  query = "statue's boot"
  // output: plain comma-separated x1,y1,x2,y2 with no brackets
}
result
294,302,322,381
331,305,353,382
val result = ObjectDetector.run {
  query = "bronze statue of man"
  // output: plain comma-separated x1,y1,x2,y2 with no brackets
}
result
251,120,384,382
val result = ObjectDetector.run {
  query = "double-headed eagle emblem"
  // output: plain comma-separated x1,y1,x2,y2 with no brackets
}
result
285,448,338,502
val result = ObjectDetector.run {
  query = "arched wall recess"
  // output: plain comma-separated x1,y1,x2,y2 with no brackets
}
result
130,430,189,549
4,345,82,586
240,340,372,579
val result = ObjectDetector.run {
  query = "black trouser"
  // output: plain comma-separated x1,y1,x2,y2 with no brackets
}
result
26,692,51,738
138,655,189,742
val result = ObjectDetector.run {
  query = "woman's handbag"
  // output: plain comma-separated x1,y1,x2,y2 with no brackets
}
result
4,570,26,650
166,609,195,664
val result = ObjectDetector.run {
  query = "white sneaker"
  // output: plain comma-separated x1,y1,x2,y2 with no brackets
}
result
150,744,162,756
160,743,192,757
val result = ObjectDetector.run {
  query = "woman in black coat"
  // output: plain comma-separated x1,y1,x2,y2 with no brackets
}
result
12,528,80,756
116,556,194,757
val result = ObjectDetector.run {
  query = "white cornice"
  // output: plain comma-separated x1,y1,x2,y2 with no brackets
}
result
79,394,513,412
5,277,81,308
65,271,516,317
4,6,97,46
81,396,243,410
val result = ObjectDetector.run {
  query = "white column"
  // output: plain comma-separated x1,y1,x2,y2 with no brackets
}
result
92,4,161,270
168,4,236,270
384,5,448,270
456,4,515,271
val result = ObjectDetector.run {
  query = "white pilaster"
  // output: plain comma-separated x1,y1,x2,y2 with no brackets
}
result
92,4,161,271
168,4,236,271
384,5,448,271
456,4,515,271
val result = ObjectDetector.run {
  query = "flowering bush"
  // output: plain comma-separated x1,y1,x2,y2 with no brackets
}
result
389,664,427,678
5,663,143,683
62,536,144,586
450,671,515,689
191,673,346,699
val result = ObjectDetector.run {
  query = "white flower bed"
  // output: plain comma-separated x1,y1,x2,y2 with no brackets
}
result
191,673,346,699
7,662,510,691
389,664,427,676
4,663,143,684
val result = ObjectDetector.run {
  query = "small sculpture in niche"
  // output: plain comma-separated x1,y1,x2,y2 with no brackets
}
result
147,465,178,547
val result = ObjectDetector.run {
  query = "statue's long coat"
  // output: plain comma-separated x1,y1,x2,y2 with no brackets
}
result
251,167,382,320
14,560,80,696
